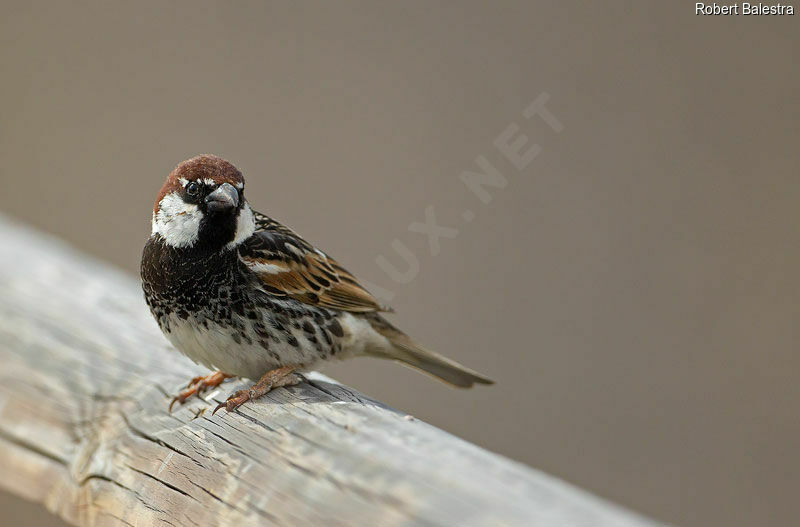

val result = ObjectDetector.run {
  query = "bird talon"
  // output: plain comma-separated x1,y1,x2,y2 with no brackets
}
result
168,371,232,413
212,389,251,415
168,396,183,413
186,375,205,389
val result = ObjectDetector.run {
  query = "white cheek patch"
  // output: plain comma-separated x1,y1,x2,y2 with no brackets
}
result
226,203,256,250
152,192,203,248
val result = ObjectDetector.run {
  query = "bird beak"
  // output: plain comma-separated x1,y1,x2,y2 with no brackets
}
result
205,183,239,213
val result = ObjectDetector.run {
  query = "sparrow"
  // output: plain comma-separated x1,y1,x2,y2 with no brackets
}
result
141,155,493,414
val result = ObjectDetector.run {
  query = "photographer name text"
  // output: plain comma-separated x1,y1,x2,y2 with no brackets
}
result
696,2,794,14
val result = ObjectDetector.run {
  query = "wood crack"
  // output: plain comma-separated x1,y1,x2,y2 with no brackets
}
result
0,427,68,466
126,465,198,502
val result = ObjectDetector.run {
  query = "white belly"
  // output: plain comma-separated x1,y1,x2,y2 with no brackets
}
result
163,313,320,379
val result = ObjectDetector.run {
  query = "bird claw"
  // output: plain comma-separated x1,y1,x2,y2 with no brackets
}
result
169,372,232,413
211,366,302,415
212,389,251,415
169,393,188,413
169,388,201,412
186,375,207,389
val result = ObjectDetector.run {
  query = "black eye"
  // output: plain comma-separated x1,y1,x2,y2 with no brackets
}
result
186,182,200,197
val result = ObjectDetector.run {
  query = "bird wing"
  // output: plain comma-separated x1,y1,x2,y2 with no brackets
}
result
238,210,389,313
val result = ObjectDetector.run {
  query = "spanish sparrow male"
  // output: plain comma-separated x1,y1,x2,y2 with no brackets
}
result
141,155,493,413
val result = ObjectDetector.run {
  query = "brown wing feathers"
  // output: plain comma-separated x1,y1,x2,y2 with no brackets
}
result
240,211,388,313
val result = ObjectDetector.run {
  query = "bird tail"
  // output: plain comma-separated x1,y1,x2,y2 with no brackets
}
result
365,316,494,388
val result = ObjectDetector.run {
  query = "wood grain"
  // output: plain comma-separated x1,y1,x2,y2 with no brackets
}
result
0,216,665,527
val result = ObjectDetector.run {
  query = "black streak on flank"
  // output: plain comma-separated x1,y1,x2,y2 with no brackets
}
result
328,319,344,338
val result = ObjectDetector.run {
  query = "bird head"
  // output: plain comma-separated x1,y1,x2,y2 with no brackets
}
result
151,155,255,251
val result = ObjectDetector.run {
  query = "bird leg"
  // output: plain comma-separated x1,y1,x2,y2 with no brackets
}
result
213,365,302,415
170,371,233,412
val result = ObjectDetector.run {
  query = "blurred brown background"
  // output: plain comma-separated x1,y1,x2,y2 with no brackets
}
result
1,2,798,526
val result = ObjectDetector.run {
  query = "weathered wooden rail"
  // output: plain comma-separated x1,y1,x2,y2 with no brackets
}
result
0,215,666,526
